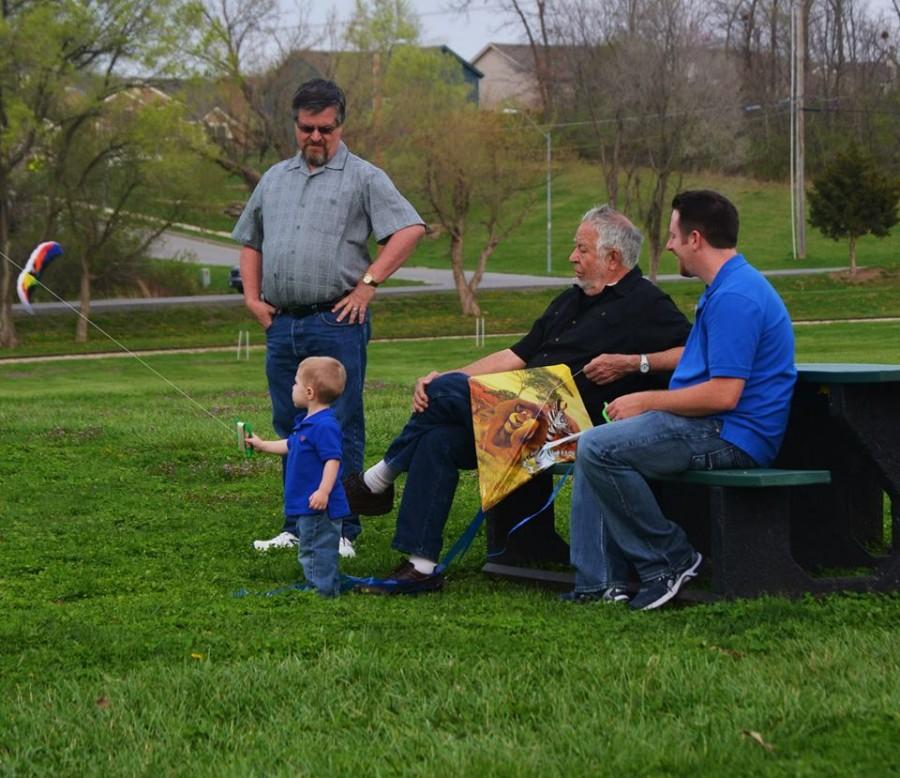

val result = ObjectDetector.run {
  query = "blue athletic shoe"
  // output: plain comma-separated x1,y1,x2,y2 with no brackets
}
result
629,552,702,611
559,586,630,604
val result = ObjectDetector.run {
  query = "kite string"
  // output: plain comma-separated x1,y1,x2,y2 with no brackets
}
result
1,248,233,434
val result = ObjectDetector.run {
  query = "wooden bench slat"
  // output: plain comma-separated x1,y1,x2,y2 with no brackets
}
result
654,469,831,487
547,463,830,487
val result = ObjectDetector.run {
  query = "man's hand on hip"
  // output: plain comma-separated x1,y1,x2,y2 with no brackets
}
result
333,283,376,324
246,298,277,329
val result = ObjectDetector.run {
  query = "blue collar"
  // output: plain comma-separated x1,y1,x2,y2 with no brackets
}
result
706,253,746,294
293,407,334,432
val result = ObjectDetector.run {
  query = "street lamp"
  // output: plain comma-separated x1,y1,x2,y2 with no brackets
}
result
503,108,552,275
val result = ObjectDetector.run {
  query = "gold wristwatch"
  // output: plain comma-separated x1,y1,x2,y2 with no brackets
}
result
362,272,379,288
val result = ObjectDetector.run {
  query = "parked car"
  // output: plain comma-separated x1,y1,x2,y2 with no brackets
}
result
229,266,243,294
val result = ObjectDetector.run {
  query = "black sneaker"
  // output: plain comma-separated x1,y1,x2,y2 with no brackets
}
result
357,561,444,595
628,552,702,611
343,472,395,516
559,586,630,604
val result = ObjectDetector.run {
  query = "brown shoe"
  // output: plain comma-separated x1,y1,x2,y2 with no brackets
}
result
343,473,395,516
357,560,444,595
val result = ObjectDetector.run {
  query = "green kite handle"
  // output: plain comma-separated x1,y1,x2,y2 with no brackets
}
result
236,420,254,457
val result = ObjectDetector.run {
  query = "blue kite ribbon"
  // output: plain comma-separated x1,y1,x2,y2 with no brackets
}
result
485,463,574,560
234,465,575,597
233,575,358,598
436,509,485,573
354,464,574,591
335,518,487,595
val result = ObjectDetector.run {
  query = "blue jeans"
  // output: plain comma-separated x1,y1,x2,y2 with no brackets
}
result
295,513,342,597
384,372,477,562
266,311,369,541
570,411,757,592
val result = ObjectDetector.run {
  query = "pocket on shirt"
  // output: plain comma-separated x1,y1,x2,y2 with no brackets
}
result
309,190,360,238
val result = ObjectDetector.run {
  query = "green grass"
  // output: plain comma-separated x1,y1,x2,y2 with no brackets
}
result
1,327,899,775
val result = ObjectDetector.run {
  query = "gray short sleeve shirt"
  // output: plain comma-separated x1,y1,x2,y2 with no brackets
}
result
231,142,423,307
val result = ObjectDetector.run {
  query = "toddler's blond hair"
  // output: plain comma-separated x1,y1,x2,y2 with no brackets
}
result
298,356,347,403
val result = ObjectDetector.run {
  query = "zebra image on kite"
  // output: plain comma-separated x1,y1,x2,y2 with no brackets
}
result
468,364,593,511
16,241,63,313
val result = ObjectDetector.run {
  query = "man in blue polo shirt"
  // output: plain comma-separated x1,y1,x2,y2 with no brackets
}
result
565,189,796,610
232,79,425,555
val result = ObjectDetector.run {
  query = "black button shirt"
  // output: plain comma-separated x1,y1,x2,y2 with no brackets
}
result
509,267,692,424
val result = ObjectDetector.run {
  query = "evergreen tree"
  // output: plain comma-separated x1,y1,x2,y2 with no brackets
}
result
808,146,900,275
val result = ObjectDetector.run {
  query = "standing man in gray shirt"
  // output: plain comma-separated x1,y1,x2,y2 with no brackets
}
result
232,79,425,555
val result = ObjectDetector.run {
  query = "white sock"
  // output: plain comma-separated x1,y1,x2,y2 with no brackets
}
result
409,555,437,575
363,460,397,494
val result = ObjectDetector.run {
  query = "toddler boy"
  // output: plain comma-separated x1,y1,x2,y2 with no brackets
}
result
246,356,351,596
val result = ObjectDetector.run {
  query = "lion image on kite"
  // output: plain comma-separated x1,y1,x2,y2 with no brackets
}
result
468,364,593,510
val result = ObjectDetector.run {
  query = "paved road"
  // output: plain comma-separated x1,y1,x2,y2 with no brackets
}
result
150,229,851,285
14,229,852,315
149,231,241,267
149,230,579,290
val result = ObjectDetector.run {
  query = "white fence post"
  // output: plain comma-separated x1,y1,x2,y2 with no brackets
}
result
237,329,250,360
475,316,485,347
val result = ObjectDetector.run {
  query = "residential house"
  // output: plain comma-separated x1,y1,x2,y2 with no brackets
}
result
471,43,582,111
471,43,543,109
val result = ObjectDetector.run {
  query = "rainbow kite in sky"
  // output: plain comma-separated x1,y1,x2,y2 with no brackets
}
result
16,241,63,313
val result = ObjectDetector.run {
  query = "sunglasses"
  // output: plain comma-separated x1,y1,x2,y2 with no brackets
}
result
295,122,340,136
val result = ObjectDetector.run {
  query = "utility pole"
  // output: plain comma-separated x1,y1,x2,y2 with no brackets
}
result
791,0,807,259
502,108,553,274
543,128,552,275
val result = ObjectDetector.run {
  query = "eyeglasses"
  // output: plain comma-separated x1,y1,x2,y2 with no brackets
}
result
295,122,340,136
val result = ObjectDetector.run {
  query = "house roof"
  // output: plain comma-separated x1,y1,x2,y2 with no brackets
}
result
472,43,579,86
428,45,483,78
471,43,537,71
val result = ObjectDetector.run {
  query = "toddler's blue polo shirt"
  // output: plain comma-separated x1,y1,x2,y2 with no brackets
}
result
284,408,351,519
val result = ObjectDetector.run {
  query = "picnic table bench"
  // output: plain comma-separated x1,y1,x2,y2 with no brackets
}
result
483,362,900,600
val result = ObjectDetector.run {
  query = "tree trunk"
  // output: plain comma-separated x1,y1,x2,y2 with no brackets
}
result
75,258,91,343
449,233,480,316
0,191,18,348
601,117,624,208
848,235,857,275
0,259,17,348
646,171,670,283
459,286,481,316
209,153,261,192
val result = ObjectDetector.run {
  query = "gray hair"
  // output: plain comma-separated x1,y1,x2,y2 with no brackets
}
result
581,205,643,269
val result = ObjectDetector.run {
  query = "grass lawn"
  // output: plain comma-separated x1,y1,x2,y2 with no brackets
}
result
1,326,899,775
